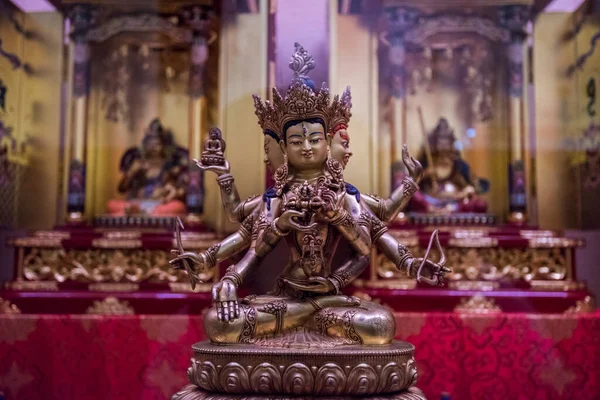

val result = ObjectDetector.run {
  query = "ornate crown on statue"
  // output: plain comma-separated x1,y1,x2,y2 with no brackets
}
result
252,42,352,139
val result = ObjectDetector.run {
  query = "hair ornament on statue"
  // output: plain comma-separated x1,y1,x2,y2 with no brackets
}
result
253,43,332,141
289,42,316,90
328,86,352,133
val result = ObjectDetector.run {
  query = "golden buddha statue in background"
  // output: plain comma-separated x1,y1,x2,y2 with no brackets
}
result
107,118,189,216
171,43,448,399
409,117,489,213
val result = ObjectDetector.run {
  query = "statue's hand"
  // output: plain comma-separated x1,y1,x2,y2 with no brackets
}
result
169,250,207,271
125,160,144,179
402,144,423,183
162,186,177,204
212,279,239,322
283,277,335,293
410,258,451,286
276,210,317,233
317,191,345,222
193,158,231,176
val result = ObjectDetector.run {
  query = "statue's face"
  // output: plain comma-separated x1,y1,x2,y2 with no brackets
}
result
438,118,449,131
145,137,163,157
436,137,453,153
330,129,352,169
282,121,327,171
263,135,284,174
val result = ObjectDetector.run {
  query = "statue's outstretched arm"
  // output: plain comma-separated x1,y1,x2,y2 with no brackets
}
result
375,231,450,286
221,246,261,288
376,233,417,278
170,210,261,272
363,145,422,223
328,254,370,293
214,167,241,223
212,246,262,322
196,159,261,223
210,208,270,323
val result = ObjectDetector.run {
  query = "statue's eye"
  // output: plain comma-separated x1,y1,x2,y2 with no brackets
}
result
310,138,321,144
290,141,302,146
342,141,349,148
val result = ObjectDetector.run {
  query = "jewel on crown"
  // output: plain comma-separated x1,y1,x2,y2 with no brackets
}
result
253,42,351,140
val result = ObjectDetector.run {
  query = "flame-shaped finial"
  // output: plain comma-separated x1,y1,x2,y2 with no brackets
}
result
289,42,316,86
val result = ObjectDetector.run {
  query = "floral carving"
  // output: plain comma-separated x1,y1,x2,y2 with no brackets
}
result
250,363,282,393
237,305,257,344
219,362,250,393
347,363,378,395
315,363,346,396
564,296,596,314
378,359,418,393
454,294,501,314
216,174,234,195
375,245,571,284
342,309,363,344
188,360,219,392
20,247,216,285
402,177,418,198
282,363,314,395
85,296,134,315
314,309,339,334
183,342,418,396
0,298,20,314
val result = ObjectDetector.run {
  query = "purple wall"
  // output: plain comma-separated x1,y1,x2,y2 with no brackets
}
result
274,0,330,93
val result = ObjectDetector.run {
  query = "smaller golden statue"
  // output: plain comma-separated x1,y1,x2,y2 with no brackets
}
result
201,127,226,166
106,118,188,216
409,115,489,213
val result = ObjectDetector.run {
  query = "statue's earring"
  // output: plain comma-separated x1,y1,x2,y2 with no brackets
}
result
326,147,343,183
274,154,289,196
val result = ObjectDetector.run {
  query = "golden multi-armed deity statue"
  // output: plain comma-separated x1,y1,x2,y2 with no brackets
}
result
171,43,449,400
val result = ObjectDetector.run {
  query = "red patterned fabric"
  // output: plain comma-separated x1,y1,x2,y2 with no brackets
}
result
0,313,599,400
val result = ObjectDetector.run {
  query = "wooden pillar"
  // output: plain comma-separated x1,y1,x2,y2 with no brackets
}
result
500,5,531,224
383,6,419,188
181,5,215,226
334,4,380,195
207,0,267,233
65,5,94,224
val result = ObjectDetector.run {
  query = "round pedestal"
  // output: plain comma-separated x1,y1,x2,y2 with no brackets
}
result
172,340,425,398
172,384,427,399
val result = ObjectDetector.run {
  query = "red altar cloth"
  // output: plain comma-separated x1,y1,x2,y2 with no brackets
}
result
0,312,598,400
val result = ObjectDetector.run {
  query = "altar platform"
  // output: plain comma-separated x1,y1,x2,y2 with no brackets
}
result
2,223,593,315
356,223,592,313
0,312,598,399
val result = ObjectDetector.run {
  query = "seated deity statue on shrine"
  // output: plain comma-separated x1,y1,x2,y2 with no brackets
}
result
172,43,449,348
107,118,189,216
409,117,490,213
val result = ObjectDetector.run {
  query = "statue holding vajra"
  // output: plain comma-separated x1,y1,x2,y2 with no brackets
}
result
171,43,449,399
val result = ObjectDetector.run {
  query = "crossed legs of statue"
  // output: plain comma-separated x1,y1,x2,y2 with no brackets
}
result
203,294,395,346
